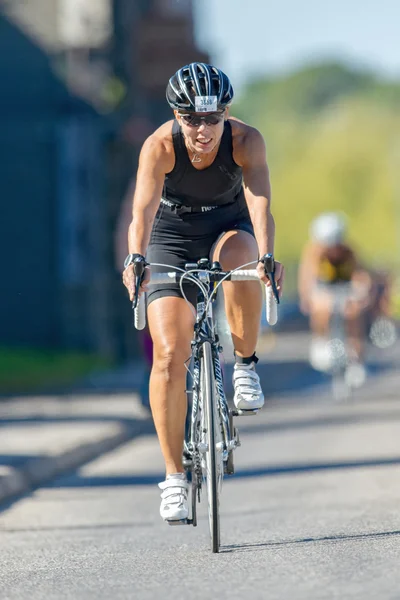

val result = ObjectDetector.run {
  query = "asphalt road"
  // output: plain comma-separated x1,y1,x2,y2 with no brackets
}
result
1,332,400,600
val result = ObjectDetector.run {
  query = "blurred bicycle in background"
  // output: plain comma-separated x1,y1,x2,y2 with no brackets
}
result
298,212,397,399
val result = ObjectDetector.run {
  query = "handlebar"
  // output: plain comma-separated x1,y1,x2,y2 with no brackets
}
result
132,263,279,330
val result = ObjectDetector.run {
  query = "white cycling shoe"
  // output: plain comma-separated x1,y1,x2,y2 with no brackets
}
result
309,337,334,372
158,476,189,522
345,361,367,389
233,362,264,411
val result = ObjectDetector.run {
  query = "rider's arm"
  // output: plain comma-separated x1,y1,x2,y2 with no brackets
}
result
236,127,274,257
128,133,173,256
349,251,374,305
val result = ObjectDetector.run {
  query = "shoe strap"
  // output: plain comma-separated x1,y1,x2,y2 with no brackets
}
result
159,480,188,507
159,479,188,501
233,369,259,384
159,478,188,489
160,488,188,502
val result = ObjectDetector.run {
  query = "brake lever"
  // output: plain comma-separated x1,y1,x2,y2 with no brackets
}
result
261,253,280,304
132,259,146,310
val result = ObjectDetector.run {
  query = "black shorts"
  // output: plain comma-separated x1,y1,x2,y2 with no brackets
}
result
146,200,254,307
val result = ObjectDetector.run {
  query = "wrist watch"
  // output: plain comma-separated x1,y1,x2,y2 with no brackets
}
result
123,253,145,269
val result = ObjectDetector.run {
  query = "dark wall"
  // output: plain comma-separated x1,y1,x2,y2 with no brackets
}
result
0,119,57,346
0,15,65,114
0,14,101,349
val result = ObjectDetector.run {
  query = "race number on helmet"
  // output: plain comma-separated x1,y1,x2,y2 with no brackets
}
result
166,63,234,112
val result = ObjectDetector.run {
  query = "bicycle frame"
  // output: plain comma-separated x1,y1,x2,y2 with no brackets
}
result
328,284,352,400
326,281,367,400
185,270,232,482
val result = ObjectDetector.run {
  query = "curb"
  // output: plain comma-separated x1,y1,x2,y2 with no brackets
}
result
0,418,153,506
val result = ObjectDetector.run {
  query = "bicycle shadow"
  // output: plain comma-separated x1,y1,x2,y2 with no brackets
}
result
223,358,396,400
236,408,400,436
231,455,400,479
41,453,400,490
220,528,400,553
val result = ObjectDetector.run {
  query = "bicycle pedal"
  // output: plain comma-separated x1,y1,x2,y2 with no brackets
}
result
234,427,241,447
224,463,235,475
232,409,259,417
167,519,189,526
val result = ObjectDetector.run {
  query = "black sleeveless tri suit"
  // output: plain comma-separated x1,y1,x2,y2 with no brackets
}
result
147,119,254,306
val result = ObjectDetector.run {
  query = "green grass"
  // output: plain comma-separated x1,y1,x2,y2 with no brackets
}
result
0,348,112,395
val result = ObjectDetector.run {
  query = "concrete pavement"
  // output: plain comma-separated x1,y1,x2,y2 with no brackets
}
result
0,392,153,505
2,353,400,599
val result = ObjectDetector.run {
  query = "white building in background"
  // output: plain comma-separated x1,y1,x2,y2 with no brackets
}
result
0,0,114,109
58,0,112,49
0,0,112,50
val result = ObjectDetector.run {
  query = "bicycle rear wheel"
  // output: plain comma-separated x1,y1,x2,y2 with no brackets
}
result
331,367,350,401
201,341,222,553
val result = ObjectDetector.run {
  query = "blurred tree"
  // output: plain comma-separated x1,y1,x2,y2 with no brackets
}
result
232,62,400,272
235,61,400,122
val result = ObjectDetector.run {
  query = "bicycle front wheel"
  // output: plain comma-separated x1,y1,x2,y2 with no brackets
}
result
201,341,222,553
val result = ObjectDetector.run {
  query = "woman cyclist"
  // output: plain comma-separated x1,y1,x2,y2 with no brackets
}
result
298,212,370,385
122,63,284,523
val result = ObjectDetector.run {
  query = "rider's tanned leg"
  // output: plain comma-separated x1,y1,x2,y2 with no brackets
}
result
148,297,195,476
345,305,365,360
213,231,262,357
309,291,332,337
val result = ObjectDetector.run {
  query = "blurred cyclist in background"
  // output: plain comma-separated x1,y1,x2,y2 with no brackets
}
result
298,212,371,386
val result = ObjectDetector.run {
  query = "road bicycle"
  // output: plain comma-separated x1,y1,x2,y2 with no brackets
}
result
326,283,353,401
132,255,279,553
319,282,368,401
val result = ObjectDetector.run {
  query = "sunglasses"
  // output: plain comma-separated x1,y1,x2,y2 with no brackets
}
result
179,112,225,127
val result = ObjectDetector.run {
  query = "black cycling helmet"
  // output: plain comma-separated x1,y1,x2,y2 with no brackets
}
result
166,63,234,112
